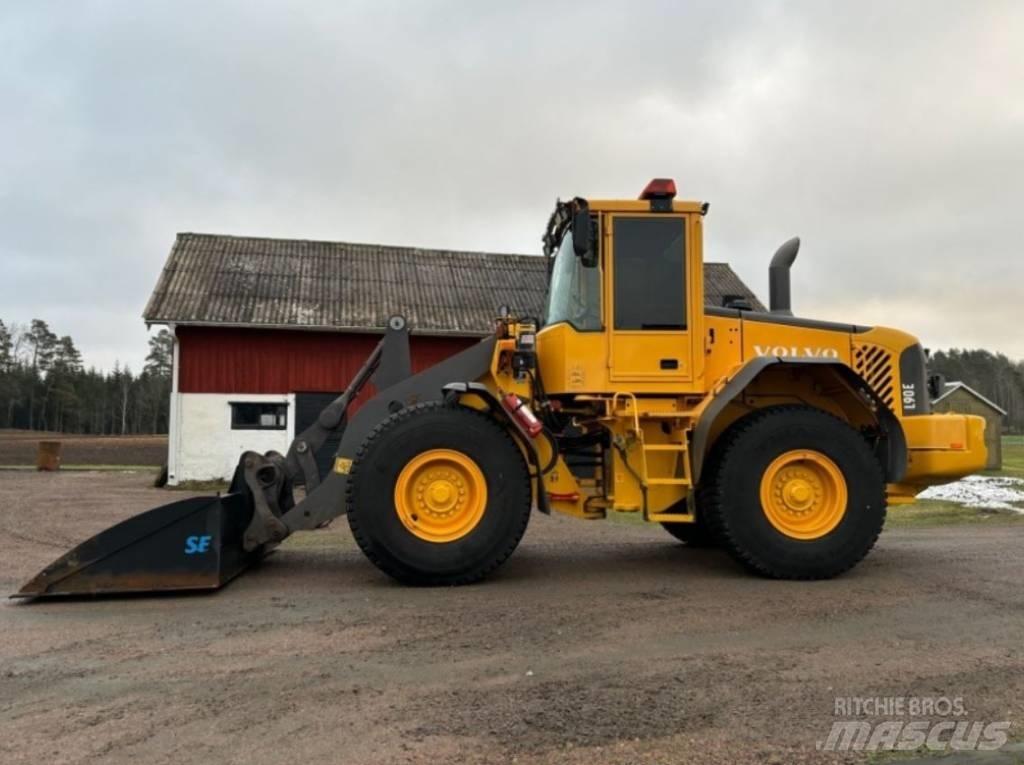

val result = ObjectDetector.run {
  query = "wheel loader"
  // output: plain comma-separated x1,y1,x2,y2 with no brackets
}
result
15,178,987,598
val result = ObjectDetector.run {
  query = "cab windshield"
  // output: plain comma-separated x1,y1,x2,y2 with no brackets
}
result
544,230,602,330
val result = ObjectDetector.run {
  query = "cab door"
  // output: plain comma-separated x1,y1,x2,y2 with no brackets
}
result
606,213,697,384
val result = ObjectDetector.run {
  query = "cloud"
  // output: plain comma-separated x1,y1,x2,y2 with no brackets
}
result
1,0,1022,369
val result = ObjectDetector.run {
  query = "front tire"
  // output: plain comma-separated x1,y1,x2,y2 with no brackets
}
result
701,405,886,579
347,402,531,585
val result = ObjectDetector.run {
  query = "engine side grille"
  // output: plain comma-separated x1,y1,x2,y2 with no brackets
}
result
853,343,896,408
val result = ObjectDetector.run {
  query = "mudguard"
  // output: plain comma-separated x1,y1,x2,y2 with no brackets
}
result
691,357,907,484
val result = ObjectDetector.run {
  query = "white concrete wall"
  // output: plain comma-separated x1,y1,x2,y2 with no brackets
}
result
167,393,295,485
166,325,181,483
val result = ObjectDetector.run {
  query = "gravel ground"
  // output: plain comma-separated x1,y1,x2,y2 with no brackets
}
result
1,471,1022,765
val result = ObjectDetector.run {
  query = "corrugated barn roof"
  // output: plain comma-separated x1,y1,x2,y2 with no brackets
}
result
144,233,765,334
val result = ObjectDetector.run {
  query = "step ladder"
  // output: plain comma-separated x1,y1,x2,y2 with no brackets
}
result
611,393,695,522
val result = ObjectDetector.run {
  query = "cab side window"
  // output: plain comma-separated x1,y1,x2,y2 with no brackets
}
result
612,217,686,330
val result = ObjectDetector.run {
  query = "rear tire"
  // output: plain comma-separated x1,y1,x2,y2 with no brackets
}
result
347,402,531,586
701,405,886,579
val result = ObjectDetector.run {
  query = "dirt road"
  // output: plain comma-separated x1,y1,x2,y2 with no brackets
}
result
1,471,1022,764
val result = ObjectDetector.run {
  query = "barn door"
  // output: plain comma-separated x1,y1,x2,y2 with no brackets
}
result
294,392,343,478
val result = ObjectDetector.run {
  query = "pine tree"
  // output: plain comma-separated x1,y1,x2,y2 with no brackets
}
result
26,319,57,430
144,329,173,377
0,320,14,427
0,320,11,371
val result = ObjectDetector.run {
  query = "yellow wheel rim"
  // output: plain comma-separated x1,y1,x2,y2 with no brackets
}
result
394,449,487,543
759,450,847,540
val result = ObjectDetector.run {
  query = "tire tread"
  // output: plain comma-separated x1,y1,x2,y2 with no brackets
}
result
701,405,886,580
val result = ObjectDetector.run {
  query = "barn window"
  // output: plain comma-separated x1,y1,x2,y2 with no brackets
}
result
230,402,288,430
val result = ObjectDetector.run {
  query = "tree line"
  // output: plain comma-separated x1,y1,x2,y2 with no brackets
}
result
928,349,1024,433
1,317,1022,436
0,319,172,435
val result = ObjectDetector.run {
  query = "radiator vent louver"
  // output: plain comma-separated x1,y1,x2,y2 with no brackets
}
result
853,344,895,408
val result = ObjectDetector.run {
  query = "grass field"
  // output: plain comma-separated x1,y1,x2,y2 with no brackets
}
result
890,435,1024,527
883,497,1019,527
0,429,167,468
999,434,1024,476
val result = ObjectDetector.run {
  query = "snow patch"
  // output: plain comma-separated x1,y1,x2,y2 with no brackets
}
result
918,475,1024,512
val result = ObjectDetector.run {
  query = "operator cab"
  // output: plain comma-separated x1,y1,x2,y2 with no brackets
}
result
540,179,705,388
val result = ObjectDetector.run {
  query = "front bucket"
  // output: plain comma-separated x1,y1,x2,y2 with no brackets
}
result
13,492,261,599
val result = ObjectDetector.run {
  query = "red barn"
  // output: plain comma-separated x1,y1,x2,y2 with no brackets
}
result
144,233,762,483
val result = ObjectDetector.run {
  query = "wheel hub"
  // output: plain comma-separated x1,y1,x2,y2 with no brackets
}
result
395,450,487,543
759,450,848,540
426,480,456,510
782,477,814,511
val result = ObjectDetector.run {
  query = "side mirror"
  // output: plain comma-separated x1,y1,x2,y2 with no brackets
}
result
571,200,597,267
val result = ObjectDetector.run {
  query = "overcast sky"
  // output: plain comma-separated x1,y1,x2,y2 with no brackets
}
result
2,1,1022,370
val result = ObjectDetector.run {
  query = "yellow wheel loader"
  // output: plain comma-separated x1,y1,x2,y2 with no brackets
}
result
15,179,987,598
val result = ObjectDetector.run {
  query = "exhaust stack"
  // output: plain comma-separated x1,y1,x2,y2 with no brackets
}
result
769,237,800,315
